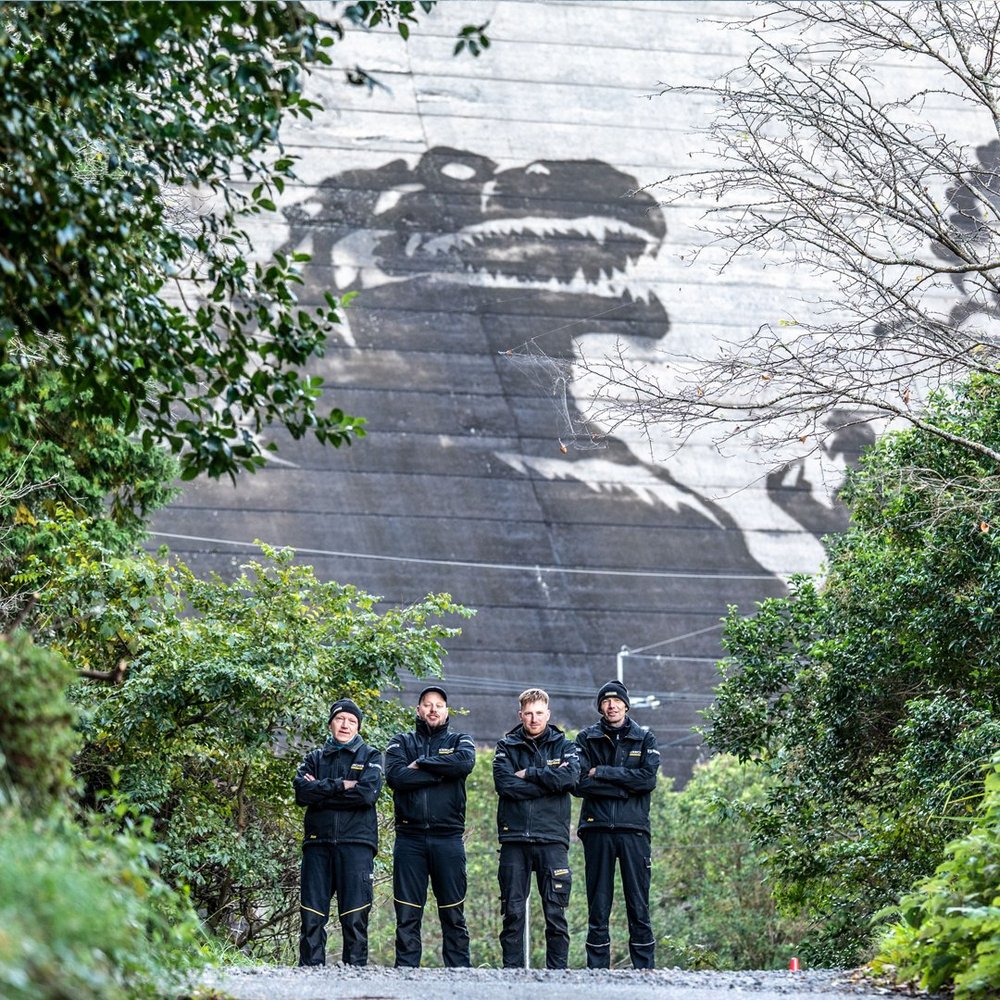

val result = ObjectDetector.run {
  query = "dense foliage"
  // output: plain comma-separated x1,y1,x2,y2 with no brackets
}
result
0,1,486,481
0,1,365,479
874,754,1000,998
0,631,79,812
0,630,210,998
0,370,179,632
706,377,1000,965
0,807,209,1000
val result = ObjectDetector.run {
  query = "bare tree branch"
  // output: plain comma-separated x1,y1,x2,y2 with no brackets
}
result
577,1,1000,472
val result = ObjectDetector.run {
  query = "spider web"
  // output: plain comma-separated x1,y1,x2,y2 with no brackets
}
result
499,340,610,453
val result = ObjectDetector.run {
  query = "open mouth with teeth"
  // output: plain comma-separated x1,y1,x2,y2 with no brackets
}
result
281,147,668,304
402,214,660,293
379,151,664,296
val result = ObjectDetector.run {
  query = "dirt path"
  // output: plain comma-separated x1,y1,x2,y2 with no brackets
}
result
196,965,906,1000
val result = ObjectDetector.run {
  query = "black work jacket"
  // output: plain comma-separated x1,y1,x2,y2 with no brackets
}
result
384,718,476,835
493,723,580,847
573,716,659,836
293,736,383,849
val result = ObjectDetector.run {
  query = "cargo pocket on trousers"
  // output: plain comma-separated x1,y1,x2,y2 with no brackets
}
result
544,867,571,907
358,869,374,908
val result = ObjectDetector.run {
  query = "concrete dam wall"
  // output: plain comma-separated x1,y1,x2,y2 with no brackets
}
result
150,1,880,778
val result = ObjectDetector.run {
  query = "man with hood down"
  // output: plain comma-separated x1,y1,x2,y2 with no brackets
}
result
493,687,580,969
385,684,477,967
573,680,660,969
293,698,383,966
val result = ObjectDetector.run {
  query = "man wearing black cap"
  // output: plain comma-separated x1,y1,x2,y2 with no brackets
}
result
573,680,660,969
384,684,476,967
293,698,383,966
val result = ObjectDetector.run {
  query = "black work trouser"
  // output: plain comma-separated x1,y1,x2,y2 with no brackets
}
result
393,830,470,967
299,841,374,966
581,828,654,969
497,841,571,969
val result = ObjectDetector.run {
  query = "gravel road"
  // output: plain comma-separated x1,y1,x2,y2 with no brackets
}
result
196,965,914,1000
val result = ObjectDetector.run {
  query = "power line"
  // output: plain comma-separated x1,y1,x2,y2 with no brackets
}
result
623,622,724,655
625,653,720,664
426,674,715,703
148,531,780,582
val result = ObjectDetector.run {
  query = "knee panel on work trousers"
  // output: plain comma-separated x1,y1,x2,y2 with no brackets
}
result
393,834,429,967
428,836,470,967
338,861,374,967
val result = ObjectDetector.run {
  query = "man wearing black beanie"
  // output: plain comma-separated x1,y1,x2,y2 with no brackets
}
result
573,680,660,969
293,697,383,966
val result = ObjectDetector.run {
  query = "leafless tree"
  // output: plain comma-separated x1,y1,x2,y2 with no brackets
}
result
578,1,1000,468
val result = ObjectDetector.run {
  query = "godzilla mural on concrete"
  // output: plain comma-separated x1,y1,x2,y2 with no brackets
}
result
253,146,870,771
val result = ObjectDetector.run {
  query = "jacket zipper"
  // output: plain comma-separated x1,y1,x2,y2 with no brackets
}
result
421,732,431,826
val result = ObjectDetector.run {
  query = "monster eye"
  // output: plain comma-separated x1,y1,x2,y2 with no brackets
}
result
525,163,551,175
441,162,477,180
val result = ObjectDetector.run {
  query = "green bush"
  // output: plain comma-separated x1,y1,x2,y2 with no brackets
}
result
0,631,80,813
0,807,210,1000
649,754,806,970
874,755,1000,998
706,378,1000,963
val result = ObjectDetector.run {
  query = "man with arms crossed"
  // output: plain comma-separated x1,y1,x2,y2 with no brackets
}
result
293,698,383,966
574,680,660,969
493,687,580,969
385,684,476,967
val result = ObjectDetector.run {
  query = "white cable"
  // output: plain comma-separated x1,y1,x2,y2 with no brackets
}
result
624,622,725,655
148,531,781,582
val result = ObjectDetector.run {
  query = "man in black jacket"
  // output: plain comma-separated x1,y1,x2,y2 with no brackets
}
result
573,680,660,969
384,684,476,967
293,698,383,967
493,687,580,969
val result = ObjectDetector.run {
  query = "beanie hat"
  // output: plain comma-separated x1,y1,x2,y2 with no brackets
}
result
328,698,363,727
417,684,448,704
596,680,630,711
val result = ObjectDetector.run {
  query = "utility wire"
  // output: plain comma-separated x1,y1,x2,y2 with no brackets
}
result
622,622,724,655
148,531,780,582
432,674,714,702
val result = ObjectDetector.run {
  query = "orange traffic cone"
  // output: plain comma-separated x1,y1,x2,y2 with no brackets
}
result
789,957,801,972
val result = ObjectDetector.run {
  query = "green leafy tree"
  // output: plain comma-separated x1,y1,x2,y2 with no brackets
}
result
0,368,179,630
0,1,487,480
706,377,1000,964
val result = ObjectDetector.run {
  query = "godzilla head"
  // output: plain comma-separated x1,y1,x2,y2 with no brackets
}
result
283,146,668,331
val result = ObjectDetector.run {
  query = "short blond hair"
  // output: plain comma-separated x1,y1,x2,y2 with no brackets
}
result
519,688,549,709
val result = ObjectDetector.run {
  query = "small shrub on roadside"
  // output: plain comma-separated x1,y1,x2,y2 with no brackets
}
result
0,631,80,812
0,805,211,1000
873,755,1000,999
